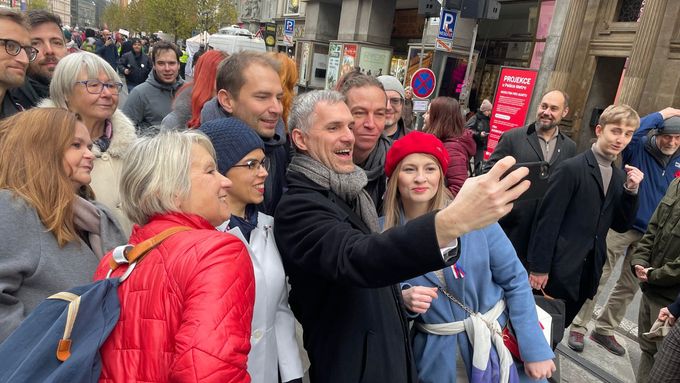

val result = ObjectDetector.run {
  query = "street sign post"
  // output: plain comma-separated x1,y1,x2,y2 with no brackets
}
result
284,19,295,46
410,68,436,99
436,9,457,52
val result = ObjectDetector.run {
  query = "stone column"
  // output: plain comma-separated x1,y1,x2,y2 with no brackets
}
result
337,0,396,45
546,0,588,92
617,0,669,108
303,1,341,42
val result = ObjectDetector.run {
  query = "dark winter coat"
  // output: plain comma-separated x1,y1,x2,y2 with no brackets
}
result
528,149,638,303
274,170,454,383
483,123,577,265
10,76,50,109
117,51,151,87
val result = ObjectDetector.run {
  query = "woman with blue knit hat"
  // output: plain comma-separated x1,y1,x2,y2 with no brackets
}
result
200,117,304,383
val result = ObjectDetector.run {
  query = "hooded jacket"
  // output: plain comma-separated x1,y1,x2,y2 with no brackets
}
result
117,51,151,87
122,70,184,135
38,99,138,234
200,97,290,215
161,84,193,130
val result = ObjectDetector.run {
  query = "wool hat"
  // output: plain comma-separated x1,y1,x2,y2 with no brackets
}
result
199,117,264,174
377,75,405,99
660,116,680,135
385,131,449,177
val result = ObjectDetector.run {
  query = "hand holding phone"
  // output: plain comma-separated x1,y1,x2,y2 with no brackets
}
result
501,161,550,202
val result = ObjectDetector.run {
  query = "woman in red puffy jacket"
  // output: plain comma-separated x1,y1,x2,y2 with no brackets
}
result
93,130,255,383
423,97,476,197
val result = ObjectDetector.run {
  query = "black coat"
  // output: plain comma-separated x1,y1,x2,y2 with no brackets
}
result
117,51,151,87
274,170,453,383
528,149,638,303
482,123,577,265
10,76,50,109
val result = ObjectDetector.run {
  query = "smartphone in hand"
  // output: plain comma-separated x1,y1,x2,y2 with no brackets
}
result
502,161,550,201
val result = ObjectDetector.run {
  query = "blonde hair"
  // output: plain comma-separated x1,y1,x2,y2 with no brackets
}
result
382,154,452,230
0,109,81,246
598,104,640,128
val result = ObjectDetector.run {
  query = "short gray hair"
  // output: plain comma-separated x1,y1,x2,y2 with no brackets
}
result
120,130,215,225
49,51,124,109
288,90,346,135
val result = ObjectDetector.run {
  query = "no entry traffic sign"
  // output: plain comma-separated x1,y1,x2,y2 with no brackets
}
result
410,68,436,99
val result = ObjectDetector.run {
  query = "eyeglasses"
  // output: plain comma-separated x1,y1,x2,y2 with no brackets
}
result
74,80,124,95
0,38,39,62
232,157,269,173
388,97,404,107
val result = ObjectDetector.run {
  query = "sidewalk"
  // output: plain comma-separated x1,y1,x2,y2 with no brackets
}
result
557,322,638,383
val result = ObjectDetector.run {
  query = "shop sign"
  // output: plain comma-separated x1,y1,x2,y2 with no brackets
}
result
340,44,357,79
265,23,276,47
325,43,342,90
485,67,538,160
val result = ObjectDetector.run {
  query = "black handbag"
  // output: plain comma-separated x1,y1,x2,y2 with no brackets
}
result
534,290,566,349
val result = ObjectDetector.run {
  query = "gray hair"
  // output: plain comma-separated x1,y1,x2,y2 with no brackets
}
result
120,130,215,225
480,99,493,112
288,90,346,135
49,51,124,109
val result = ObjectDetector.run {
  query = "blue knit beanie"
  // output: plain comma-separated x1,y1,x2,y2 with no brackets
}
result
199,117,264,174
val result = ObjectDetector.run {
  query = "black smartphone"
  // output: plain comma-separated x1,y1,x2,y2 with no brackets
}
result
502,161,550,201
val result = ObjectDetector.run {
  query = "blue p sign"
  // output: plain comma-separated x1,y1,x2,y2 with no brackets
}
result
284,19,295,35
438,9,456,39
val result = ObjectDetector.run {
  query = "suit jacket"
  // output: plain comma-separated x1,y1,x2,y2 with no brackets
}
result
274,170,453,383
528,149,638,302
483,123,577,265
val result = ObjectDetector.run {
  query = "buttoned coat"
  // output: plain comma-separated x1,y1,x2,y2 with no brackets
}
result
527,149,638,304
483,123,577,265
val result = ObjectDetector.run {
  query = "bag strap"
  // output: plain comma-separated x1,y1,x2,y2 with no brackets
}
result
107,226,192,278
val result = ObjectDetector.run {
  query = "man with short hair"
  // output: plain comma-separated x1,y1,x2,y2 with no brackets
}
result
528,104,643,326
122,41,184,135
568,107,680,354
276,89,531,383
0,9,33,119
339,73,390,212
377,75,412,141
11,10,67,109
95,29,118,69
483,90,577,265
200,51,287,215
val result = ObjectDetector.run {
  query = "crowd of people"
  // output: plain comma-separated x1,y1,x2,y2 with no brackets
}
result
2,7,680,383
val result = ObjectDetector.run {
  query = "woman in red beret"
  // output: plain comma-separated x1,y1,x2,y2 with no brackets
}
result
382,131,555,383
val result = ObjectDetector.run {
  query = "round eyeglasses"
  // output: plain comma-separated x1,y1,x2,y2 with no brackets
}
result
0,38,38,62
231,157,270,173
74,80,124,95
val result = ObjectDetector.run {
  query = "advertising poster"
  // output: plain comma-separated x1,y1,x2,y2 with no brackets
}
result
485,67,538,160
325,43,342,90
340,44,357,78
358,46,391,77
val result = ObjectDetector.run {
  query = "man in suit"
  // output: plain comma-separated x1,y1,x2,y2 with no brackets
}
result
275,89,532,383
527,104,643,326
483,90,577,265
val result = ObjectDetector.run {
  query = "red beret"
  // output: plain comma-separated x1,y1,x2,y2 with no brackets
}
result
385,131,449,177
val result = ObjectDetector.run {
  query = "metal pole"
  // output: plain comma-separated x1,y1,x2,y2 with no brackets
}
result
461,19,478,110
419,17,427,68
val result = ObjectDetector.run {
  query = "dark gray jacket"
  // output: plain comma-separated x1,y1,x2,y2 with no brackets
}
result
122,71,184,135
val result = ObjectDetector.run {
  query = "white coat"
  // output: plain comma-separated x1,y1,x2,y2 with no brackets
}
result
220,212,303,383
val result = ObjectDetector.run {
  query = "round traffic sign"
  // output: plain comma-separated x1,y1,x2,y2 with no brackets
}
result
410,68,436,99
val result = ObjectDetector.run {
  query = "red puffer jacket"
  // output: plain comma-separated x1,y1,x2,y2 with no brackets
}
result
93,212,255,383
443,129,476,197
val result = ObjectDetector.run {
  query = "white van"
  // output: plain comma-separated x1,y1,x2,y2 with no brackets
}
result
208,33,266,55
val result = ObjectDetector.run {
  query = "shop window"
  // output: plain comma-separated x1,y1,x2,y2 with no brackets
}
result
616,0,645,22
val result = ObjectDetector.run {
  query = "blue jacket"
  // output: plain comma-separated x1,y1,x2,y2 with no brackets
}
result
94,39,119,69
404,224,553,383
622,112,680,233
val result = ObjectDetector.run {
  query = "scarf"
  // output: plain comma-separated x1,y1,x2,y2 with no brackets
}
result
72,196,105,259
289,154,380,233
361,135,391,183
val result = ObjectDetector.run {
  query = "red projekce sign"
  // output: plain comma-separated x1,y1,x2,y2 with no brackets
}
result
484,67,538,160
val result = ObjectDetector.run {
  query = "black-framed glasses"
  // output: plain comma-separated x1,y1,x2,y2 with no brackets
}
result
0,38,39,62
232,157,270,173
74,80,124,95
388,97,404,107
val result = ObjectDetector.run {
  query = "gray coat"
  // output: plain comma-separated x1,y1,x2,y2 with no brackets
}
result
482,123,577,265
0,190,126,341
122,71,184,136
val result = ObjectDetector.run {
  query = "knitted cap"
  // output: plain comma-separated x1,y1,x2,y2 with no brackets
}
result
377,75,405,99
660,117,680,135
199,117,264,174
385,131,449,177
